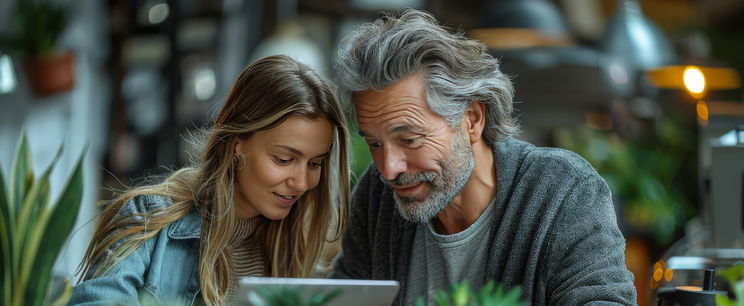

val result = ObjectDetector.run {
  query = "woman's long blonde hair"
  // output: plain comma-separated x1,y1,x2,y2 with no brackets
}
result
78,55,350,305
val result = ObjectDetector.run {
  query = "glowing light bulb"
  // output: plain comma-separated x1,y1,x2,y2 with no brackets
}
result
683,66,705,95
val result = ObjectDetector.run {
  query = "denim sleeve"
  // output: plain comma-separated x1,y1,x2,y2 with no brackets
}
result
67,237,154,306
68,195,164,305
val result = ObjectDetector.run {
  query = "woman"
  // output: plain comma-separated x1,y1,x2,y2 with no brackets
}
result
71,55,350,305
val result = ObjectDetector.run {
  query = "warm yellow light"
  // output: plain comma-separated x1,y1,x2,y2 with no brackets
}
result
696,100,709,121
684,66,706,95
653,268,663,281
653,261,664,271
664,268,674,281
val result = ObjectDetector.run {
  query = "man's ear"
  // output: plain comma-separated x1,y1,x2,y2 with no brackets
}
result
463,101,486,144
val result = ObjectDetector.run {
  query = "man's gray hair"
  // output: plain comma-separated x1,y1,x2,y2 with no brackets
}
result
335,9,518,144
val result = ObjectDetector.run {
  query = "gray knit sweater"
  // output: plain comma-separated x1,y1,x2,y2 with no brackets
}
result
331,138,637,305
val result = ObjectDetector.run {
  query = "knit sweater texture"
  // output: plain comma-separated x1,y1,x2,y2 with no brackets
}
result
331,138,637,305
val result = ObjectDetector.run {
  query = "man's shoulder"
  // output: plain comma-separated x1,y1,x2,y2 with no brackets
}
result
499,138,598,181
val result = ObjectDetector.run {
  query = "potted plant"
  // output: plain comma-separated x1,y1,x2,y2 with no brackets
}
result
240,286,344,306
0,1,74,97
1,132,86,306
415,280,526,306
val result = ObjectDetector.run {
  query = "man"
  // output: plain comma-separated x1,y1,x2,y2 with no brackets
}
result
331,9,637,306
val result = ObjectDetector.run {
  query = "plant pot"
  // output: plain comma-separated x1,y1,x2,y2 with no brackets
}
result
22,50,75,97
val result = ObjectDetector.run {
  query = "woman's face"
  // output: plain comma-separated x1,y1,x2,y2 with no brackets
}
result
233,115,334,220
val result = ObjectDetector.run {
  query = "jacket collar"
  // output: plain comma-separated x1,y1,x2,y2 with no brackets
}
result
167,208,201,240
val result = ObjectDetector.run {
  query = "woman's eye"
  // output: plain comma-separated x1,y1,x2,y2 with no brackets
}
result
274,157,291,165
368,142,382,149
309,161,322,169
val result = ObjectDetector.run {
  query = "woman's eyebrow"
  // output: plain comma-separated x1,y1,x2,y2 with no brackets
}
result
274,144,330,158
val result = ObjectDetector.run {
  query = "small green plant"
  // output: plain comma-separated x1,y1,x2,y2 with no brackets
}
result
415,280,526,306
0,1,69,57
0,132,86,306
716,264,744,306
242,285,343,306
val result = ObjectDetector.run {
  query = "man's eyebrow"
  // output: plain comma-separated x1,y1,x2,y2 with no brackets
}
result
390,125,414,134
358,125,422,138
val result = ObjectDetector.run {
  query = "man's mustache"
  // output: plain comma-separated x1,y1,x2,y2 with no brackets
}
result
380,171,439,186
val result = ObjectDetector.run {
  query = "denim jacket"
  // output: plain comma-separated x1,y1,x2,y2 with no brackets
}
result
69,195,204,305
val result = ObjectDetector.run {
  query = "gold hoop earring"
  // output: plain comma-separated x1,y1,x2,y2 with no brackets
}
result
234,153,247,170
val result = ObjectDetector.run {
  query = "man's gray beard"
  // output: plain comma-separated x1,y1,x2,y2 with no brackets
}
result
380,131,475,223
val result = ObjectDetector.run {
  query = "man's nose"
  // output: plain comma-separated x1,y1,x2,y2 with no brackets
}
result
378,146,407,181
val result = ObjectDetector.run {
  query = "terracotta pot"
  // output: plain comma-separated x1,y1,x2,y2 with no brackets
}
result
22,50,75,97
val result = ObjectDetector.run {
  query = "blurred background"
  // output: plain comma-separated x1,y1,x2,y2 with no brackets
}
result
1,0,743,304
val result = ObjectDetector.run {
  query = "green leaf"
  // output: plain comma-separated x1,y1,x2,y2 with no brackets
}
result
501,286,523,306
432,289,452,306
14,145,61,250
720,264,744,288
24,146,86,306
12,145,62,306
13,168,51,306
735,279,744,306
48,279,72,306
308,289,343,306
414,296,426,306
451,281,470,306
716,294,735,306
9,132,32,223
0,165,11,306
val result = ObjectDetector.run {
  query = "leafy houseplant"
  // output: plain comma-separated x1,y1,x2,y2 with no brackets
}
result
415,280,526,306
0,133,86,306
0,1,74,96
716,264,744,306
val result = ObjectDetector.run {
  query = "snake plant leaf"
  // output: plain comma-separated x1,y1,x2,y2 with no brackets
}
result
14,163,53,306
14,145,61,286
9,132,33,222
24,146,85,306
1,165,10,305
48,279,72,306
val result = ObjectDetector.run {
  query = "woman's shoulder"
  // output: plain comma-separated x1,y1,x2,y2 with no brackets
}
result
115,194,174,217
112,194,201,239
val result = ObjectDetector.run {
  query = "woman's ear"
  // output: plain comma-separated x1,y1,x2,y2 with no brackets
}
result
463,101,486,144
234,138,244,156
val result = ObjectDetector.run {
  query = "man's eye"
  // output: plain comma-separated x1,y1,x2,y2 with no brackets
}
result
368,142,382,149
401,137,423,147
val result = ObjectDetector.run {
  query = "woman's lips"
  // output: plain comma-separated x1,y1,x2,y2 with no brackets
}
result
272,192,299,207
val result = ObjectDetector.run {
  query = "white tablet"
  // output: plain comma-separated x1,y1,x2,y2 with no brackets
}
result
233,277,400,306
